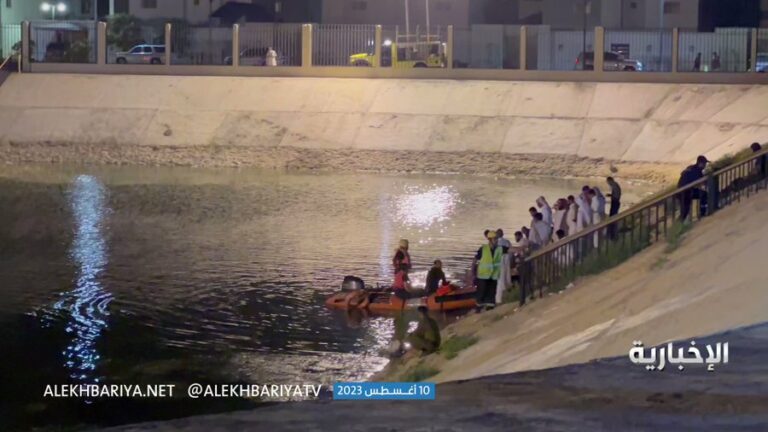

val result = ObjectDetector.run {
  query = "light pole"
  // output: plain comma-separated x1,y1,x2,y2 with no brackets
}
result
40,2,67,20
582,0,588,70
425,0,430,42
659,0,665,71
405,0,410,39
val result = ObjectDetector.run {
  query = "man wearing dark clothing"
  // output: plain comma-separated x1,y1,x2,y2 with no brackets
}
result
425,260,447,295
678,155,709,221
752,143,766,177
606,177,622,239
606,177,622,216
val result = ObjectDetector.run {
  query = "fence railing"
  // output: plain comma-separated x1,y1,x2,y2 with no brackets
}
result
604,29,673,72
29,20,97,64
239,23,302,67
13,20,768,82
519,148,768,305
312,24,376,66
678,28,751,72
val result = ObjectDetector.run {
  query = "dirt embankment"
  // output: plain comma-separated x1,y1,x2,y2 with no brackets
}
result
0,143,682,184
380,190,768,383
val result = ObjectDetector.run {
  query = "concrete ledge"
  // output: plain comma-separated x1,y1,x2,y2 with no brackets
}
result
29,63,768,85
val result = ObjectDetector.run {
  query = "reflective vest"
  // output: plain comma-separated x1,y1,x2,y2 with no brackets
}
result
477,244,502,280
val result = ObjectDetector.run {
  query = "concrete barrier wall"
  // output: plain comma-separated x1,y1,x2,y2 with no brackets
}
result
0,73,766,164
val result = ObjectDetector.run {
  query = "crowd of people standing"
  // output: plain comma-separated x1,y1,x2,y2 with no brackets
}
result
468,176,622,311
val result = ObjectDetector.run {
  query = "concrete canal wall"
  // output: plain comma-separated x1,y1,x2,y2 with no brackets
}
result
0,74,766,167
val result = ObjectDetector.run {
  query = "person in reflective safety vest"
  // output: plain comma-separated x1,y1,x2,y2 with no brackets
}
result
473,230,502,310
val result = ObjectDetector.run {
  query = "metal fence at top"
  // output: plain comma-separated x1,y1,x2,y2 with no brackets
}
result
238,23,302,67
387,25,447,69
29,20,97,64
604,29,673,72
1,24,21,59
453,25,521,69
171,22,232,65
757,28,768,73
107,22,164,65
519,148,768,305
678,28,751,72
312,24,376,67
522,27,595,71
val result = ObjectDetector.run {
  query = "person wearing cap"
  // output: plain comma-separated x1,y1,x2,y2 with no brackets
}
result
677,155,710,221
392,239,412,275
473,230,503,311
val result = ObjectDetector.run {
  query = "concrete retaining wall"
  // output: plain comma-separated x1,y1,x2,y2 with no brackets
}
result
0,74,766,164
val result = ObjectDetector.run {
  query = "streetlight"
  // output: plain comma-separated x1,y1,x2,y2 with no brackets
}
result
41,2,67,20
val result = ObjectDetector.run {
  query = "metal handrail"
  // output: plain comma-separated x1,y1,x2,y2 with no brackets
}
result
519,147,768,304
526,176,706,258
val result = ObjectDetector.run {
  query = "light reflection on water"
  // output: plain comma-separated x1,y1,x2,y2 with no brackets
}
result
53,175,111,383
393,185,459,232
0,165,658,389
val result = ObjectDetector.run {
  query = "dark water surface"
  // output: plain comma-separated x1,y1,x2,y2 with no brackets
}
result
0,164,656,429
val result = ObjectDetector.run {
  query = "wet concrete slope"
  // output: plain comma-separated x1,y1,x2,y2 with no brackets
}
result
0,74,766,164
104,322,768,432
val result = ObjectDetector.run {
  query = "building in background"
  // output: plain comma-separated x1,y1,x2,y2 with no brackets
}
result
468,0,701,30
126,0,319,25
762,0,768,26
321,0,472,27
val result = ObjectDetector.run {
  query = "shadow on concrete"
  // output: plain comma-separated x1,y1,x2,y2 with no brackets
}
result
106,321,768,431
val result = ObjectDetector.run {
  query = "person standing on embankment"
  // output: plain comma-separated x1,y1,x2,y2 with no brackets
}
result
473,231,502,311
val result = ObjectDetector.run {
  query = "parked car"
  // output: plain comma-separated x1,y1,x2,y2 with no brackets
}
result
115,44,166,65
224,48,286,66
576,51,643,71
755,54,768,73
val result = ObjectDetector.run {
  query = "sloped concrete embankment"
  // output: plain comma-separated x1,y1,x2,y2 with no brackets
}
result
379,189,768,385
0,74,766,179
102,323,768,432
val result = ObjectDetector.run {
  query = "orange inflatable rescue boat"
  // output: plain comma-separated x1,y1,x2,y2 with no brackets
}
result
325,276,477,313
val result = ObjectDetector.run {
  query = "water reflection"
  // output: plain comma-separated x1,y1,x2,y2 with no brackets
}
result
54,175,111,382
0,165,658,398
393,185,459,231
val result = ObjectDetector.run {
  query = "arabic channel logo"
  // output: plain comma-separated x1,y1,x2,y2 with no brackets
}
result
629,340,729,372
333,382,436,400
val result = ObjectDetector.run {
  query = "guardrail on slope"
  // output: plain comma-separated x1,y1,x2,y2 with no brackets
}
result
518,148,768,305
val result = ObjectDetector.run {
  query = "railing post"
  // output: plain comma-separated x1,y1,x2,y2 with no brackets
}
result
232,24,240,68
164,23,172,66
519,260,529,306
446,25,454,69
97,21,107,66
21,21,30,73
672,27,679,73
707,174,719,216
374,25,382,68
519,25,527,71
301,24,313,68
751,28,758,73
594,26,605,72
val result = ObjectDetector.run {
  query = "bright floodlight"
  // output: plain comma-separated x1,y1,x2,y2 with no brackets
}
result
40,2,52,12
384,39,393,47
56,2,67,12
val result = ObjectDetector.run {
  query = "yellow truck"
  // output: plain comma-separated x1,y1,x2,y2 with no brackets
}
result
349,39,446,68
